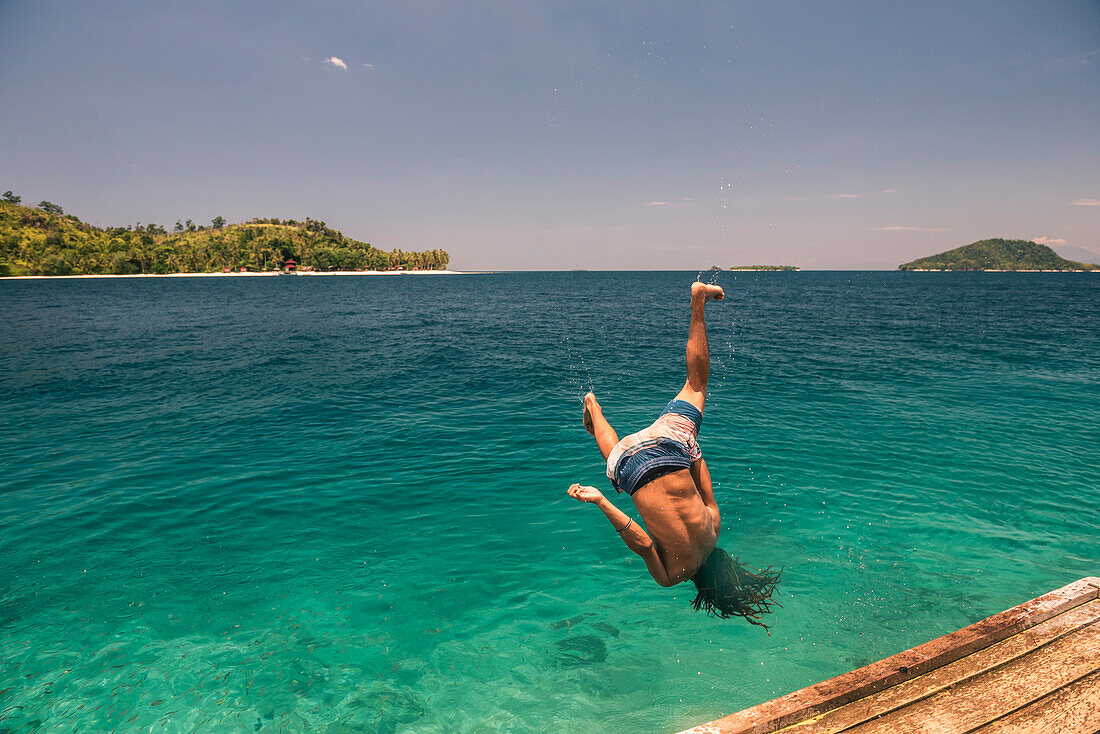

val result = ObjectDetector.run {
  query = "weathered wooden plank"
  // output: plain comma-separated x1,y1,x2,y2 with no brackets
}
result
780,599,1100,734
678,577,1100,734
972,669,1100,734
844,619,1100,733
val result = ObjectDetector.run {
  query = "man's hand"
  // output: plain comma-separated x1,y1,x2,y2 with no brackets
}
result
567,483,605,504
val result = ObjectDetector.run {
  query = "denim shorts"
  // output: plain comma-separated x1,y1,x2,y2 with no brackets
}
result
605,399,703,495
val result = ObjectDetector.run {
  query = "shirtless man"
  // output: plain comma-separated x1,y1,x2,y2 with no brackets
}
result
569,282,779,627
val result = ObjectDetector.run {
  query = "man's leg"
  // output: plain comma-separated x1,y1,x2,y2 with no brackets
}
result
583,392,619,459
675,282,724,412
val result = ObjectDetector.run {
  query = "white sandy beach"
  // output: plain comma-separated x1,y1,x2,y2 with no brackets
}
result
299,270,471,276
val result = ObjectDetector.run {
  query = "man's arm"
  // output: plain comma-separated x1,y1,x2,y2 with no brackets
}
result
567,484,674,587
690,459,721,537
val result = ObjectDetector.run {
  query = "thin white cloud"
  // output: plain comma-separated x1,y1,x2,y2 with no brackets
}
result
1038,48,1100,74
1072,198,1100,206
834,193,862,199
324,56,348,71
883,188,898,194
362,63,375,70
1033,236,1066,245
645,201,668,207
871,226,947,232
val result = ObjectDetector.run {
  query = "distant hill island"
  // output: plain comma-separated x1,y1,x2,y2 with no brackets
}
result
0,192,449,276
711,265,799,271
899,238,1098,272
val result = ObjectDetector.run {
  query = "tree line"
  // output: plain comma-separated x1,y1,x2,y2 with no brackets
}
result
0,192,450,276
898,238,1096,271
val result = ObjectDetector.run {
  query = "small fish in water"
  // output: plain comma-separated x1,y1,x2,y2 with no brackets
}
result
550,613,590,631
589,621,620,637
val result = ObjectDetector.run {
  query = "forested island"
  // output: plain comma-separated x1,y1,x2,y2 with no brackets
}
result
727,265,799,271
0,192,449,276
899,239,1097,271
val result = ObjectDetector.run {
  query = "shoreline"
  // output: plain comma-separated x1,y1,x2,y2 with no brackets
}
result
2,269,474,280
3,269,1096,280
905,268,1097,272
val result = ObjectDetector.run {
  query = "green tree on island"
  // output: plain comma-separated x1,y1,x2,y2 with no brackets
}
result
0,198,451,276
899,239,1097,271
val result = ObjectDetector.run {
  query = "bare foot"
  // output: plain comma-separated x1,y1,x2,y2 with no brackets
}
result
582,392,599,436
691,281,725,302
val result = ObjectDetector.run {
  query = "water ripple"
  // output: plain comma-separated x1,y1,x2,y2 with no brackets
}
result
0,272,1097,733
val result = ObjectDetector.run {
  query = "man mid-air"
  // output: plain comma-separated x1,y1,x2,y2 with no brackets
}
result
569,281,780,628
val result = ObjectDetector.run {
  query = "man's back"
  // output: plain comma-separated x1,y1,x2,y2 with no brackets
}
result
631,468,718,584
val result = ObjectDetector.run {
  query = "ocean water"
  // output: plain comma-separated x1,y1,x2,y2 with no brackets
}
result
1,271,1097,733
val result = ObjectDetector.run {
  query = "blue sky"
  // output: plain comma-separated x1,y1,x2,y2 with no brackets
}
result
2,1,1098,269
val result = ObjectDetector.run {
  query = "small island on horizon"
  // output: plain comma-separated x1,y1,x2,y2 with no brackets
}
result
712,265,800,271
899,238,1098,272
0,192,450,277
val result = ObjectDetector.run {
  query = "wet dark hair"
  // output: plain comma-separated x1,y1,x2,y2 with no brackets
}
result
690,548,781,631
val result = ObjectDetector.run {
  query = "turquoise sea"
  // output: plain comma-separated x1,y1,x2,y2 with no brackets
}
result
1,271,1097,733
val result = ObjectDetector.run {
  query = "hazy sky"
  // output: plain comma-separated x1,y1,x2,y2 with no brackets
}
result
2,1,1098,269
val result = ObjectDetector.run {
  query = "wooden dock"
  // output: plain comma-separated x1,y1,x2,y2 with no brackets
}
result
679,576,1100,734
